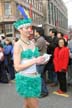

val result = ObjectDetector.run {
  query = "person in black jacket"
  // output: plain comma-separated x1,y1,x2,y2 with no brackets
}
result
44,28,58,86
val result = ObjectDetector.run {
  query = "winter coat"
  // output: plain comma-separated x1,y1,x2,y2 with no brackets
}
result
53,47,69,72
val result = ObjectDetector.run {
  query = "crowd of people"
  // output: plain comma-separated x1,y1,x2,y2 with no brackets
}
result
0,26,72,99
31,27,72,97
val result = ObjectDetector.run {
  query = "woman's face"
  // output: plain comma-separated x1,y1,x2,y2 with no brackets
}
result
57,33,62,38
5,40,9,45
58,39,64,47
19,26,31,38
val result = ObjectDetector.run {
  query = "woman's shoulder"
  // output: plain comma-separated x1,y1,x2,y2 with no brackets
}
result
61,47,69,54
14,40,22,52
14,40,21,47
63,47,69,51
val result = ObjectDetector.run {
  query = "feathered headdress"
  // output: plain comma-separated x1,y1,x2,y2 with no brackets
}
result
13,5,32,30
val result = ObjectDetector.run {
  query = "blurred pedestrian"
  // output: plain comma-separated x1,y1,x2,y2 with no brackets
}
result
53,38,69,94
34,27,48,97
68,35,72,85
4,38,15,81
64,34,68,46
0,44,9,83
46,28,58,86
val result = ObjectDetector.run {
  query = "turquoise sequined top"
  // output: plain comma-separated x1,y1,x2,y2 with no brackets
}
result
19,47,40,75
21,47,40,59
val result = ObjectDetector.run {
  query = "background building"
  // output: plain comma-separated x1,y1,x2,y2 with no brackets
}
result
43,0,68,35
0,0,68,37
14,0,43,26
0,0,16,37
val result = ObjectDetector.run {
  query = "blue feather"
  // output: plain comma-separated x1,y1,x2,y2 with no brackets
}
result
17,5,28,19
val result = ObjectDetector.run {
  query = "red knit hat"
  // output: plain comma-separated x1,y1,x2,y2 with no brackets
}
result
64,35,68,41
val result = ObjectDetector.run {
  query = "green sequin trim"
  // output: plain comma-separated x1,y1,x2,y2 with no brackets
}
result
21,47,40,59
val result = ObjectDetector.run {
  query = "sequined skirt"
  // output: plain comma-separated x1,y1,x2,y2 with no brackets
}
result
15,73,41,98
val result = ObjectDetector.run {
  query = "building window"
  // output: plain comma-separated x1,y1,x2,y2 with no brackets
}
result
37,2,39,10
34,13,36,21
61,13,63,27
58,10,60,27
63,16,64,28
59,11,62,27
32,13,34,20
52,4,55,25
32,0,34,5
48,1,51,24
38,15,39,23
16,4,21,17
48,2,53,24
28,0,31,4
33,13,35,20
39,3,42,12
57,8,59,27
0,26,2,34
34,1,37,9
54,6,56,26
61,14,63,28
38,3,40,11
26,0,29,3
51,3,54,25
48,2,54,24
4,2,11,16
5,24,12,33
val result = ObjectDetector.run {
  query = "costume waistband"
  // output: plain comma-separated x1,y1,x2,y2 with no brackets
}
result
16,72,40,78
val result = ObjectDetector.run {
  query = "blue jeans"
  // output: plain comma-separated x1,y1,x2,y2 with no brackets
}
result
36,65,48,94
47,63,57,84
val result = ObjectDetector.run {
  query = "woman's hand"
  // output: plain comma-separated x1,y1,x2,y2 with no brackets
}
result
36,56,45,64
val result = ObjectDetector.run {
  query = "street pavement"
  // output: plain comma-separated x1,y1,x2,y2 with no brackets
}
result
0,83,72,108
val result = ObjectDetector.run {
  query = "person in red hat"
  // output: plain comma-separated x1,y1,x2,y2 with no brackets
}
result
64,34,68,46
64,35,68,41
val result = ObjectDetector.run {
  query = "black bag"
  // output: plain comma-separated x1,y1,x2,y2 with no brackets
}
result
7,51,13,65
0,62,10,83
0,70,10,83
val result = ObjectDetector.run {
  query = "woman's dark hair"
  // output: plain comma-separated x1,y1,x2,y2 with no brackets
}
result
15,38,18,42
5,38,12,45
57,32,64,37
57,38,66,47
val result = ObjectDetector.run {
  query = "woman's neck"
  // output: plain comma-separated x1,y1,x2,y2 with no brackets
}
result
20,36,29,42
20,36,31,45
